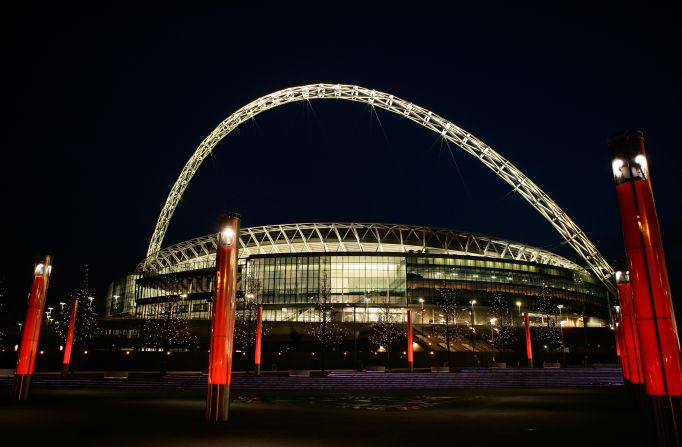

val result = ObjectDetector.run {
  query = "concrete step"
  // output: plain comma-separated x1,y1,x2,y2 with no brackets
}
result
0,368,624,390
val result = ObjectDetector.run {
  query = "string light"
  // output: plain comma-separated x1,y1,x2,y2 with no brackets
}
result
306,260,347,371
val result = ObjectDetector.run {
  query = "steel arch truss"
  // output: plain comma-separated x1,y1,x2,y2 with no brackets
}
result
144,83,615,293
137,222,586,275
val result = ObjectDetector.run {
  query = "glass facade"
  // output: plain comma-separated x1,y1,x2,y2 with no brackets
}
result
107,252,609,329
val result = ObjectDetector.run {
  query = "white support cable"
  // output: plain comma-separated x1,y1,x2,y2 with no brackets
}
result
143,84,615,294
137,223,589,278
265,227,280,254
332,224,348,252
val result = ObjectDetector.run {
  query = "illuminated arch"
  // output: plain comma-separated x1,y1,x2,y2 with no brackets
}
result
144,83,615,293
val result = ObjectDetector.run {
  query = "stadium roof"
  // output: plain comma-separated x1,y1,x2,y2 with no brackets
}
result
137,223,585,274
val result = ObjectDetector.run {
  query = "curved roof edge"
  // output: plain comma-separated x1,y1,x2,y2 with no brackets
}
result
137,222,586,274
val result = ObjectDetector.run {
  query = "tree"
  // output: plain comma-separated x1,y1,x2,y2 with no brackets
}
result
234,268,263,372
435,287,462,367
368,302,405,370
534,284,561,353
53,266,102,351
487,292,517,350
306,260,346,373
139,274,199,374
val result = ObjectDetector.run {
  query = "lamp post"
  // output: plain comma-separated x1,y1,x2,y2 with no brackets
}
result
14,256,53,401
62,297,78,375
352,304,358,371
364,295,369,323
490,318,497,362
254,304,263,376
516,301,522,326
470,326,477,364
470,300,477,326
470,300,477,366
557,305,564,346
206,212,240,423
407,310,413,372
610,132,682,444
559,320,567,366
418,298,424,331
524,312,533,368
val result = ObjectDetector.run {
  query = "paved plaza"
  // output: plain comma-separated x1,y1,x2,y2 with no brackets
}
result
0,378,653,447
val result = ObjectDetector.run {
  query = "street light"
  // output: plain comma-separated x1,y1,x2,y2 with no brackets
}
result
470,326,477,361
489,318,497,362
516,301,522,316
418,298,424,330
470,300,477,326
559,319,567,365
88,296,94,308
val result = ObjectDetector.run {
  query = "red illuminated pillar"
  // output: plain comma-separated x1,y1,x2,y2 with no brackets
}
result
62,297,79,375
13,255,53,401
254,304,263,376
407,310,414,372
206,213,240,422
524,312,533,368
610,131,681,445
615,306,628,380
615,322,622,358
616,271,643,385
610,132,682,397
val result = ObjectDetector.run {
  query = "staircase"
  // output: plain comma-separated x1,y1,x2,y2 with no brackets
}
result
0,368,623,390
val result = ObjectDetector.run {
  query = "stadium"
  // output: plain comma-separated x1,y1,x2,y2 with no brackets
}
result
98,84,619,369
101,222,613,369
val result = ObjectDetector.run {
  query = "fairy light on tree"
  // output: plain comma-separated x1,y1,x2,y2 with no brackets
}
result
534,283,561,352
52,266,102,350
368,301,405,370
234,267,265,372
435,286,463,367
306,258,346,373
139,273,199,373
487,292,517,351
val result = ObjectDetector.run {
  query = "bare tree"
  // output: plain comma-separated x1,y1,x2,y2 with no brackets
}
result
368,302,405,370
487,292,516,350
235,268,262,373
139,274,198,374
435,287,462,367
306,260,346,373
534,284,561,354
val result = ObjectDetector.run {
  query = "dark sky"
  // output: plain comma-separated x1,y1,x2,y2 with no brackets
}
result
1,3,681,321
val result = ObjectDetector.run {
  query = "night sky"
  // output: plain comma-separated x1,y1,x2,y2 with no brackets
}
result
1,3,681,322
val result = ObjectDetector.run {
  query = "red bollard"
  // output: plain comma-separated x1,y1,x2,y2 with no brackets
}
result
407,310,413,372
206,213,240,422
616,271,643,385
254,304,263,376
615,306,628,380
524,312,533,368
62,297,79,375
13,256,53,400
